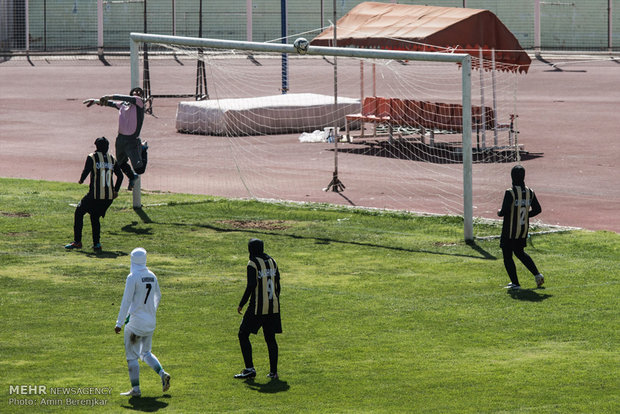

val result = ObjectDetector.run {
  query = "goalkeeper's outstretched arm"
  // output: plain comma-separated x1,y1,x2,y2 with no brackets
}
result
82,97,118,108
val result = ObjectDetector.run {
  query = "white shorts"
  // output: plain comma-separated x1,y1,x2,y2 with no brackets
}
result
124,327,153,361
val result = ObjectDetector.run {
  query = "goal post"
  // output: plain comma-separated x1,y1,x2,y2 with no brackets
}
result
129,32,474,242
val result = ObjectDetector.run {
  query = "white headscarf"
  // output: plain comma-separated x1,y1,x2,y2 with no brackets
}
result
130,247,147,274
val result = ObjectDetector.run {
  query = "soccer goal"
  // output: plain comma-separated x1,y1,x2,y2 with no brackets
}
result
129,33,525,242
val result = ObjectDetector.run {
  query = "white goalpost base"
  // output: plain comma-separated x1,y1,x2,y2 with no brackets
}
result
130,32,474,241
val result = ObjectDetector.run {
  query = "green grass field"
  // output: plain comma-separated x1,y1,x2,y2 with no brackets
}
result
1,177,618,413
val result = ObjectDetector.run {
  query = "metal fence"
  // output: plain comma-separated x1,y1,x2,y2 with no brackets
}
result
1,0,619,53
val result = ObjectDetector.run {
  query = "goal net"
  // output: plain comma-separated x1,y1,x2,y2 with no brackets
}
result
130,33,527,241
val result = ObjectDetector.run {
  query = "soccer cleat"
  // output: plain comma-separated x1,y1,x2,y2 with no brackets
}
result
64,241,82,250
234,368,256,379
120,389,141,397
504,283,521,290
162,372,171,392
267,372,279,380
535,274,544,288
93,243,102,253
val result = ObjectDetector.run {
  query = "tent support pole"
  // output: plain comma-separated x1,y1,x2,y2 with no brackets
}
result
492,49,498,147
479,47,486,149
325,0,345,192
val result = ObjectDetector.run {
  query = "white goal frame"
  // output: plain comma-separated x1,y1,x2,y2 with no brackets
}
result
129,32,474,242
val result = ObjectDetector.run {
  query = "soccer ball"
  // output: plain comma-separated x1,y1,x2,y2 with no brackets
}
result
293,37,309,55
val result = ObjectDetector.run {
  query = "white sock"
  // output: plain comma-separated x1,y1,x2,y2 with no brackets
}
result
142,352,164,376
127,359,140,390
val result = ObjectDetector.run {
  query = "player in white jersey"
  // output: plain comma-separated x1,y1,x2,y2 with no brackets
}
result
115,247,170,397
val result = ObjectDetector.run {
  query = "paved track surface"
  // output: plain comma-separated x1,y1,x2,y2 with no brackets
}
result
1,54,618,233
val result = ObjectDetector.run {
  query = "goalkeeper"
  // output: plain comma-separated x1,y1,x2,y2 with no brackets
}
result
84,87,148,190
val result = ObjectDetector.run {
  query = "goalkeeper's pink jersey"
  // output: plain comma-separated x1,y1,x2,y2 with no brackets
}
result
116,98,144,136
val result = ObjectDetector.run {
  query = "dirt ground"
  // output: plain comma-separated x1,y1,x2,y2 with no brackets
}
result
1,54,619,234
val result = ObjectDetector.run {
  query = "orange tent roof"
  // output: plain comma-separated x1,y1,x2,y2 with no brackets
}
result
311,2,531,73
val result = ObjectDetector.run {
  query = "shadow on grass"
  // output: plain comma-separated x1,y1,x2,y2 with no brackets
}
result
121,394,171,412
141,218,496,261
122,221,154,235
244,378,290,394
134,207,153,224
91,250,128,259
65,250,128,259
467,241,496,260
507,288,552,302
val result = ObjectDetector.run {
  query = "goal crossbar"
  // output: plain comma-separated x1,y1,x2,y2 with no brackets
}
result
129,33,474,242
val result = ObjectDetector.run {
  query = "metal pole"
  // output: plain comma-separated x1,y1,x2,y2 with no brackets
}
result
333,1,338,113
130,33,469,63
332,0,342,188
25,0,29,52
43,0,46,50
97,0,103,55
196,0,208,99
479,47,486,149
534,0,541,54
142,0,151,113
609,0,613,52
130,39,142,208
130,40,139,88
247,0,252,42
461,55,473,242
492,48,498,147
143,0,147,33
172,0,176,36
324,0,345,192
281,0,288,94
373,63,376,96
360,61,364,107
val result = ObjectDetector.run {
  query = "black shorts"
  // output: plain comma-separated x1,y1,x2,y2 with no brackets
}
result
240,310,282,335
78,194,113,218
500,237,527,250
116,134,143,171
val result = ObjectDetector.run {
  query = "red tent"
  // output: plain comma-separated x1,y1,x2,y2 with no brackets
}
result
311,2,531,73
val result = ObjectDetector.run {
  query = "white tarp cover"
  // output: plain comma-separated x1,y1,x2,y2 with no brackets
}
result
176,93,360,136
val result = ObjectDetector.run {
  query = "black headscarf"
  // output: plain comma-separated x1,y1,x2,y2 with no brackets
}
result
511,164,525,187
94,136,109,153
248,238,264,258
